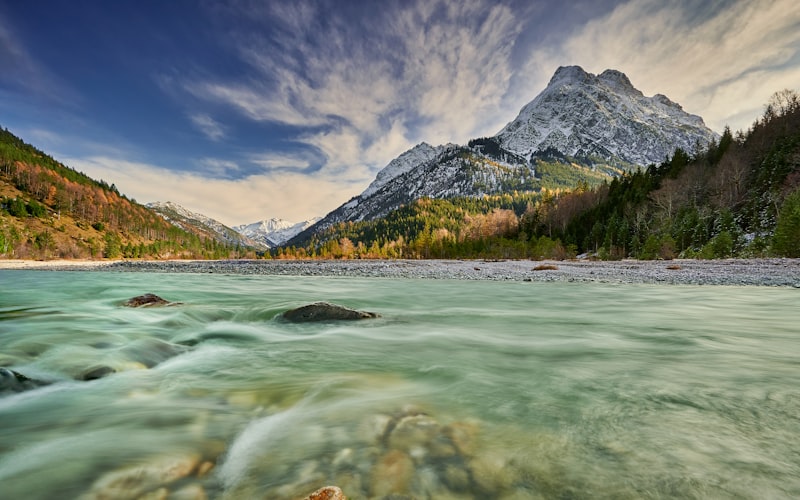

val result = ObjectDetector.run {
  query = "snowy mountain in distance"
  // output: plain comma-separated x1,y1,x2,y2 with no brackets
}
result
287,65,718,247
495,66,718,166
147,201,266,250
234,217,322,248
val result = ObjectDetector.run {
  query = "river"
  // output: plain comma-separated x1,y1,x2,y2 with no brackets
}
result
1,270,798,499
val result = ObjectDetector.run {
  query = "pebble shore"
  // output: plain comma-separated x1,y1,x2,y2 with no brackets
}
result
9,258,798,287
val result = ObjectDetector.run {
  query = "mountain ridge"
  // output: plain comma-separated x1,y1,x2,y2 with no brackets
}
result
288,65,718,247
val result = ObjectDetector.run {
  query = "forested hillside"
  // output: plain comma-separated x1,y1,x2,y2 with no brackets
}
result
282,90,799,260
0,128,248,259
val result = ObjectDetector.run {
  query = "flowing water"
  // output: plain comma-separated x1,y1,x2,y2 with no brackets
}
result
1,270,799,499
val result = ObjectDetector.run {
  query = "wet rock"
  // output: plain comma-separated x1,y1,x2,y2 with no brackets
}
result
81,453,201,500
302,485,346,500
370,450,414,497
281,302,379,322
170,484,208,500
443,421,480,457
120,338,187,368
387,414,440,454
0,367,49,393
79,365,116,381
122,294,176,307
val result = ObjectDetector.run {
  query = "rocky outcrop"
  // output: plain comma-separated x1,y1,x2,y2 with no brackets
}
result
281,302,379,323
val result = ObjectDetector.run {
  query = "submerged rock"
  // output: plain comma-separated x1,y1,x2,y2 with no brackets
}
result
282,302,379,323
82,453,201,500
79,365,116,381
122,293,175,307
302,486,347,500
0,367,49,393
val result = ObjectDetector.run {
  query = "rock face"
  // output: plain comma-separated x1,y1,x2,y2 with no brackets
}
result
281,302,379,323
123,293,174,307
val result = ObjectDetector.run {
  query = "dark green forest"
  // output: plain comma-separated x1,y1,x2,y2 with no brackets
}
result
281,89,800,260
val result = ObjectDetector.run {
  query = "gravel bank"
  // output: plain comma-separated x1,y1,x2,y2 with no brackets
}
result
21,258,796,287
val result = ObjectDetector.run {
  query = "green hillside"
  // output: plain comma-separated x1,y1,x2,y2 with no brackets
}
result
0,127,249,260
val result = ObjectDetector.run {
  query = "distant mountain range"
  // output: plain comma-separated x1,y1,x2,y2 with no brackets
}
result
148,201,319,249
288,65,718,246
147,201,267,249
234,217,321,248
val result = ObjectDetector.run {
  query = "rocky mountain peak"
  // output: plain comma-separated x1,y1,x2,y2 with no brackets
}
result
597,69,636,92
549,65,591,86
495,66,717,166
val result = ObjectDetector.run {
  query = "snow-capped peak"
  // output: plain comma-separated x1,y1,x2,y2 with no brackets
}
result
234,217,322,247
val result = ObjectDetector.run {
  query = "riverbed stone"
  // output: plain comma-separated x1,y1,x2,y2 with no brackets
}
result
79,365,116,381
81,453,201,500
387,414,440,454
281,302,379,322
370,450,414,497
302,485,346,500
122,294,175,307
0,367,49,393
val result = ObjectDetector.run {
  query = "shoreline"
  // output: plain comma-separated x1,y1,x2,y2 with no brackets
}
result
2,258,800,287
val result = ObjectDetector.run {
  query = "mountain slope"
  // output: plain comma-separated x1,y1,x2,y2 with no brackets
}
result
1,126,239,259
147,201,266,250
289,66,717,247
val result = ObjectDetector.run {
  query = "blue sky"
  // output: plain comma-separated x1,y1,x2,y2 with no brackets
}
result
1,0,799,225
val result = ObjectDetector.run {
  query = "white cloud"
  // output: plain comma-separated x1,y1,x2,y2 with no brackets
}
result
532,0,800,132
247,151,314,171
189,113,226,141
197,157,239,176
64,156,359,225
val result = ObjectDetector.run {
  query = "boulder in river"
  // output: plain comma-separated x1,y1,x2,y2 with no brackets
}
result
0,367,49,393
79,365,117,381
122,293,176,307
282,302,379,323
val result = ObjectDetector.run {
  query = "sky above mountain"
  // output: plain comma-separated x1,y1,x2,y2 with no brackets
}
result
1,0,798,225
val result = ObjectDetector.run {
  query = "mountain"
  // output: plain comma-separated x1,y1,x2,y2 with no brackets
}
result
147,201,266,250
234,217,321,248
495,66,718,166
288,66,718,246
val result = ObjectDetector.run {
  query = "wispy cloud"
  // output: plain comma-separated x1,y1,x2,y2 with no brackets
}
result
189,113,226,141
185,0,528,182
197,157,239,176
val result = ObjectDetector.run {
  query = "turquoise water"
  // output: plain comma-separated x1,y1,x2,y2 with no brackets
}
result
0,270,798,499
